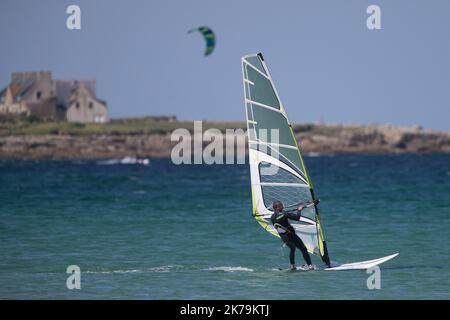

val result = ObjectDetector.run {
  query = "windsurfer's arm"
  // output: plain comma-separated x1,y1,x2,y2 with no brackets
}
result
296,199,319,213
285,199,319,220
282,206,303,220
270,212,277,224
285,211,301,221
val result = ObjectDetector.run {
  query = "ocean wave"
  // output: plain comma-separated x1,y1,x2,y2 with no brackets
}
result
85,269,142,274
96,157,150,166
205,266,254,272
80,265,187,275
305,152,321,157
147,265,181,273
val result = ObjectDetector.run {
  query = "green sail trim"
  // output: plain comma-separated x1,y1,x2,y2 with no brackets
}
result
251,184,279,238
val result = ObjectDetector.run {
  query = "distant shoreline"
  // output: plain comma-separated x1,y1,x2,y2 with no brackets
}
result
0,118,449,159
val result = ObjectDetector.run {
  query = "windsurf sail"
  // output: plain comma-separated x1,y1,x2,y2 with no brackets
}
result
242,53,331,266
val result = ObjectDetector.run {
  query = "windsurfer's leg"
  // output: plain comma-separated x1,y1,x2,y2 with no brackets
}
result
293,234,312,265
285,241,295,265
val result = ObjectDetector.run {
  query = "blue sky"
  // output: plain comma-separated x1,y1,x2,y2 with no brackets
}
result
1,0,449,130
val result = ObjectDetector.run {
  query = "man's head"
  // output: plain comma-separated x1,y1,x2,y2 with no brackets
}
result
272,200,284,213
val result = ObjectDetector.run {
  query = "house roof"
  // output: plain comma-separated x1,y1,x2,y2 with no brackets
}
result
0,77,37,102
1,73,105,109
55,80,96,107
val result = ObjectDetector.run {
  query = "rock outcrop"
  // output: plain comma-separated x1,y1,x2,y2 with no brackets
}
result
0,124,449,160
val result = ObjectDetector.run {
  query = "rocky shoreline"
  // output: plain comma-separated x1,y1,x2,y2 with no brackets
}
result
0,124,449,160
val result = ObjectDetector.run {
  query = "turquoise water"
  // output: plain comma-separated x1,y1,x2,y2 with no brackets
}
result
0,155,449,299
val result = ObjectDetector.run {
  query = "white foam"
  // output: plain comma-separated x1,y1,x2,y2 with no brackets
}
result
147,266,172,273
305,152,321,157
85,269,142,274
206,266,254,272
96,157,150,166
85,265,182,274
147,265,183,272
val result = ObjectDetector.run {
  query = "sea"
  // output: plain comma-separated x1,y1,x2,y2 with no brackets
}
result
0,154,449,299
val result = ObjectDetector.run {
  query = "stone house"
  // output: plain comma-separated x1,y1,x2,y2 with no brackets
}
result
0,71,108,123
56,79,108,123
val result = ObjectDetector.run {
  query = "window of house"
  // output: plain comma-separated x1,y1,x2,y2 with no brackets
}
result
89,102,93,109
36,91,42,100
76,102,80,109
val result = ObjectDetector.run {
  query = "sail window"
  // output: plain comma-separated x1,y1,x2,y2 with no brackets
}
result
246,67,280,109
244,56,267,75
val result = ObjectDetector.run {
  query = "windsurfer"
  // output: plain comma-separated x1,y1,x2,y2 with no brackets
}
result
270,200,314,271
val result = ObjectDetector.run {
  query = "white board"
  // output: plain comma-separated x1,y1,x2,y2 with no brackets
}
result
324,253,399,271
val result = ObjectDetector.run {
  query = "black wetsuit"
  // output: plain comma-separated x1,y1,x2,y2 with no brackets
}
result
270,210,312,265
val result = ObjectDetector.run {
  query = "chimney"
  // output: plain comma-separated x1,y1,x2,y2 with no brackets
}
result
10,71,52,82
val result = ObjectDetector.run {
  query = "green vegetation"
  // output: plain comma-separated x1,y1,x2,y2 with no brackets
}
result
0,114,426,138
0,115,247,137
291,123,362,135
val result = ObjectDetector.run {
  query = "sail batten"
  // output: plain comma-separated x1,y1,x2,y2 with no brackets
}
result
242,53,331,264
